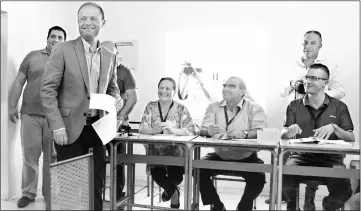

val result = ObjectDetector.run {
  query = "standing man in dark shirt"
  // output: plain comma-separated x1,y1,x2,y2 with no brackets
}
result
8,26,66,208
102,41,139,201
281,63,354,211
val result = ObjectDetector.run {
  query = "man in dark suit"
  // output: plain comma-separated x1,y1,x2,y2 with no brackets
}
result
41,2,120,210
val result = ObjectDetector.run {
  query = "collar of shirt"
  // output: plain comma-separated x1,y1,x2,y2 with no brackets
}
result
41,48,50,56
81,38,102,54
296,56,322,69
219,97,245,111
303,93,330,107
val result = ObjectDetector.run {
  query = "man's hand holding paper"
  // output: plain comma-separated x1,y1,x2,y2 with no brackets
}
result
89,93,118,145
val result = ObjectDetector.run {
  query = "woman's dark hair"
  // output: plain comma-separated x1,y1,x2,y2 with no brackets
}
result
158,77,176,90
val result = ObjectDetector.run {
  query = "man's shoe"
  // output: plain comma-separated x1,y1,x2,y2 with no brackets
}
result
17,196,35,208
211,202,226,211
304,195,316,211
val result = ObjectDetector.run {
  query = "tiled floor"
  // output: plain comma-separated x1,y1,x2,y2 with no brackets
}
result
1,182,325,210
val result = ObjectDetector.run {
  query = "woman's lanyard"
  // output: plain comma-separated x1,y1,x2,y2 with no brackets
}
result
224,106,241,131
158,101,174,122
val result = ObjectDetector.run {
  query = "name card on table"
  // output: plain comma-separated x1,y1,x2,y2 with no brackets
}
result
257,128,280,143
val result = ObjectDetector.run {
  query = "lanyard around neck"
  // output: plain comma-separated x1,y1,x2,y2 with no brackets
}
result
224,105,241,131
158,101,174,122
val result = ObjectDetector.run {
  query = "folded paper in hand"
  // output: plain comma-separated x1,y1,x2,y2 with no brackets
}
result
289,137,351,145
89,93,117,145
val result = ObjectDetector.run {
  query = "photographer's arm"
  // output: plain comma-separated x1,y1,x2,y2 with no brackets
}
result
178,71,189,99
193,68,212,101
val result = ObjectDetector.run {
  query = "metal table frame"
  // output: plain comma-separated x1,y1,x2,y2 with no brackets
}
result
276,141,360,210
109,135,197,210
187,137,279,211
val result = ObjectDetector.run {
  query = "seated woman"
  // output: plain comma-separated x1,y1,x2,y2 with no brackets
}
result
139,77,196,209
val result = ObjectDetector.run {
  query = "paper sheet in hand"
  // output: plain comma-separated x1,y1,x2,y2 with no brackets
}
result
89,93,117,145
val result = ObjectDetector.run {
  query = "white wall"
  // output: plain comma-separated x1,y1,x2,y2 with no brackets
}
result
0,1,78,199
1,1,359,199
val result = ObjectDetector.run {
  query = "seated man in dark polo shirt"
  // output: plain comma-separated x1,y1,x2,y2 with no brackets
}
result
281,63,354,211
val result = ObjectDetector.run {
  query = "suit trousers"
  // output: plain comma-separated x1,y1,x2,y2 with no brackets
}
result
20,114,56,199
55,124,105,211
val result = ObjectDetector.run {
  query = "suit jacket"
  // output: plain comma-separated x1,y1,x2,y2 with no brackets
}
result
41,37,121,144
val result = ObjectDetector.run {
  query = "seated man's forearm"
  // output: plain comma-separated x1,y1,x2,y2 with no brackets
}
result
334,125,355,142
119,89,138,118
200,127,209,137
246,129,261,139
281,128,293,139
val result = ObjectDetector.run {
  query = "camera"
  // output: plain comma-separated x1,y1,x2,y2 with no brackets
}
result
294,80,305,95
182,62,202,76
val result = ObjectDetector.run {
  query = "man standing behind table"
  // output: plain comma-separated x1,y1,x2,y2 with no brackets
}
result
272,30,346,210
102,41,139,201
41,2,121,210
281,63,354,211
9,25,66,208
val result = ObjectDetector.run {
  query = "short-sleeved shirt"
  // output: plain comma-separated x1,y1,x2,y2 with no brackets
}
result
201,98,268,160
116,64,136,95
280,57,345,102
283,94,354,160
19,48,50,116
139,100,195,157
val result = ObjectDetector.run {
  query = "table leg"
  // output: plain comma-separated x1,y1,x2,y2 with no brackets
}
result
130,143,135,210
126,142,133,211
270,149,278,211
184,146,189,210
109,143,114,210
277,149,286,210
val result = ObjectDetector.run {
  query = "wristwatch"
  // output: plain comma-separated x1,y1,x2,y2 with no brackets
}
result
243,131,249,139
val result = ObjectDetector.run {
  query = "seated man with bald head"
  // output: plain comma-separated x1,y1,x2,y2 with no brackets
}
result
199,76,267,211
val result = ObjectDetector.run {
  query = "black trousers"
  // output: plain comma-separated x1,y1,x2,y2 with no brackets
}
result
283,154,352,210
105,142,125,200
55,125,105,211
198,152,266,211
151,166,184,197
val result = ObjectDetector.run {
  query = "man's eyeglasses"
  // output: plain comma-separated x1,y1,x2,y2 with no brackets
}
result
304,75,328,81
302,42,318,47
222,84,237,89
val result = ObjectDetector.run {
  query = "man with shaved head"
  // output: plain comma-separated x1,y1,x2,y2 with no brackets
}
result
198,76,268,211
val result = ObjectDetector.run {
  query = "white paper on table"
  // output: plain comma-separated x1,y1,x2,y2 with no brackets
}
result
89,93,117,145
